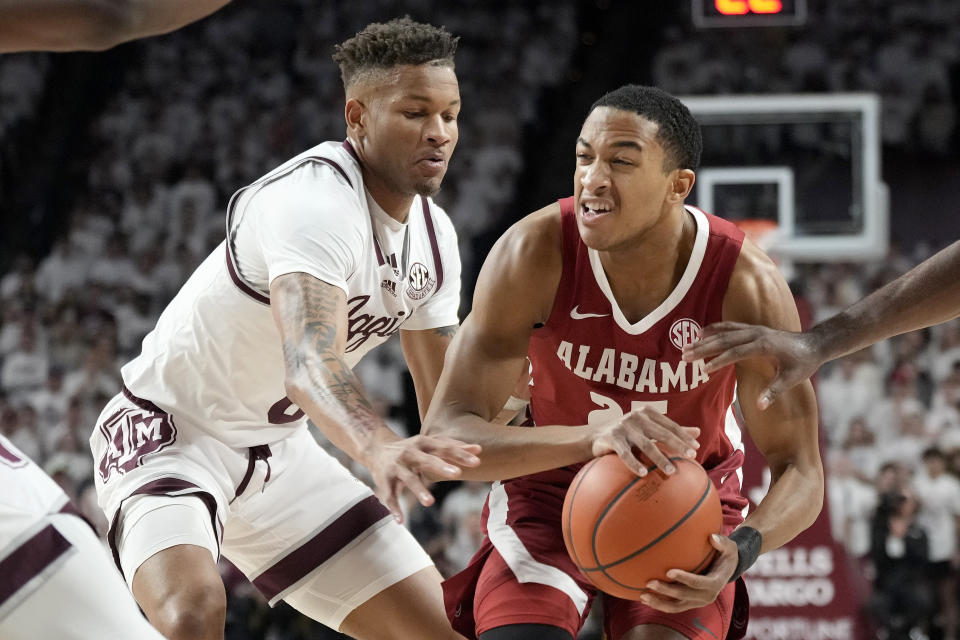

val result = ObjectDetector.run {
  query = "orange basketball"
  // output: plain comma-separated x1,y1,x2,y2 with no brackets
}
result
561,452,722,600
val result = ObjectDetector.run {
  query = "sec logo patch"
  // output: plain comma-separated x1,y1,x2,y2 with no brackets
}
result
406,262,435,301
669,318,702,350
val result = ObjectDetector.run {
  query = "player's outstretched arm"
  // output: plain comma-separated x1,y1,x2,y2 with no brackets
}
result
644,241,823,613
0,0,232,53
422,204,700,481
270,272,480,521
684,238,960,409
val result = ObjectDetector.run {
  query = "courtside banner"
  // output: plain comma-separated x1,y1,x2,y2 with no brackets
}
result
739,436,867,640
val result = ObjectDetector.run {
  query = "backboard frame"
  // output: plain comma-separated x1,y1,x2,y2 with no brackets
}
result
680,93,886,262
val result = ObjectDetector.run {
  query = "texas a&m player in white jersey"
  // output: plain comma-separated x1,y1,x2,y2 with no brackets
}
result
1,2,231,639
88,18,483,640
0,435,166,640
424,86,824,640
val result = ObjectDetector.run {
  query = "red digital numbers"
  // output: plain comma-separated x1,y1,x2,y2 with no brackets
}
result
715,0,783,14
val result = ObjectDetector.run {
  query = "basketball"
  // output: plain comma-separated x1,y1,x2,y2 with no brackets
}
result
561,452,723,600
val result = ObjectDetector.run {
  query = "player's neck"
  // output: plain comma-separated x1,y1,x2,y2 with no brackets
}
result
598,207,695,322
362,173,413,223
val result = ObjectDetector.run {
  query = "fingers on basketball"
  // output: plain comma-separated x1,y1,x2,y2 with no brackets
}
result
562,451,723,601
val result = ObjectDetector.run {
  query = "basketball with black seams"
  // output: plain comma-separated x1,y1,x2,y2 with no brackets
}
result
561,450,722,600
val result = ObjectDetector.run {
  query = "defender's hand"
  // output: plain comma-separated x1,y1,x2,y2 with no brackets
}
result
367,434,481,522
590,407,700,477
641,533,738,613
682,322,822,409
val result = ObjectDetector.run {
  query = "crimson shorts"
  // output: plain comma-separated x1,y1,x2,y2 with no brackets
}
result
443,478,749,640
456,543,741,640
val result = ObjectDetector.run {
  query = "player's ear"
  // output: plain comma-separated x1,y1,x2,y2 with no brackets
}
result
344,98,366,137
668,169,695,204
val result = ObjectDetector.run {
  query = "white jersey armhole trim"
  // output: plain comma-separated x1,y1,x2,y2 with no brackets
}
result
724,384,749,519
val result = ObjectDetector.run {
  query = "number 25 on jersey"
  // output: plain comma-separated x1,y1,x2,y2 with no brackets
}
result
586,391,668,426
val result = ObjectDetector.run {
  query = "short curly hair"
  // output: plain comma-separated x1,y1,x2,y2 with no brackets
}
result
333,17,459,90
589,85,702,172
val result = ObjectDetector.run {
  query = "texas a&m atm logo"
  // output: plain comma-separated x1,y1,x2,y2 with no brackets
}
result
97,408,176,481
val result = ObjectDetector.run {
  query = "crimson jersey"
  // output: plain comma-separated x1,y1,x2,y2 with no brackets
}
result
527,197,749,524
443,199,753,640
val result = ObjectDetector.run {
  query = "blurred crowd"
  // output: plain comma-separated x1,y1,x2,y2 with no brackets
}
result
799,255,960,640
656,0,960,154
2,2,959,639
0,53,47,141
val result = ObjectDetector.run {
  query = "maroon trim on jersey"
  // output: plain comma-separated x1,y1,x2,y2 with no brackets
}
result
341,139,360,163
0,438,26,468
58,501,82,519
225,245,271,305
58,500,98,534
120,384,166,414
421,196,444,290
106,477,221,579
372,232,387,267
0,524,72,608
252,494,390,602
340,140,389,267
223,152,356,304
318,153,354,187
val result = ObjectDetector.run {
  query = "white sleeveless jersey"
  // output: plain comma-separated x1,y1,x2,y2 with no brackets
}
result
120,140,461,447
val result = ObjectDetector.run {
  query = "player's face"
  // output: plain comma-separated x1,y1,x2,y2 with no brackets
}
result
574,107,681,252
361,64,460,199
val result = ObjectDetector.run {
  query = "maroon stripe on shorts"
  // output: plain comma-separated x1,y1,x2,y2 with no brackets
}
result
420,196,444,290
0,524,72,608
252,495,390,602
107,477,221,578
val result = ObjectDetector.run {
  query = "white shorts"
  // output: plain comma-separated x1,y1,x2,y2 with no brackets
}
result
90,392,433,630
0,435,164,640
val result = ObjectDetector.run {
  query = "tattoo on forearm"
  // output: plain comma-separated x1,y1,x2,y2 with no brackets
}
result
432,324,458,338
275,275,379,436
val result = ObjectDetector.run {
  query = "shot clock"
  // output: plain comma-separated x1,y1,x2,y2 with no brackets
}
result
692,0,807,27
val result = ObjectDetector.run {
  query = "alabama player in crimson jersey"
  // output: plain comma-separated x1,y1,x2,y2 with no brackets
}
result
423,85,824,640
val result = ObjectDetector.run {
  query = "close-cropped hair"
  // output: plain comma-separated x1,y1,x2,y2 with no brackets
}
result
589,85,702,173
333,16,458,90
